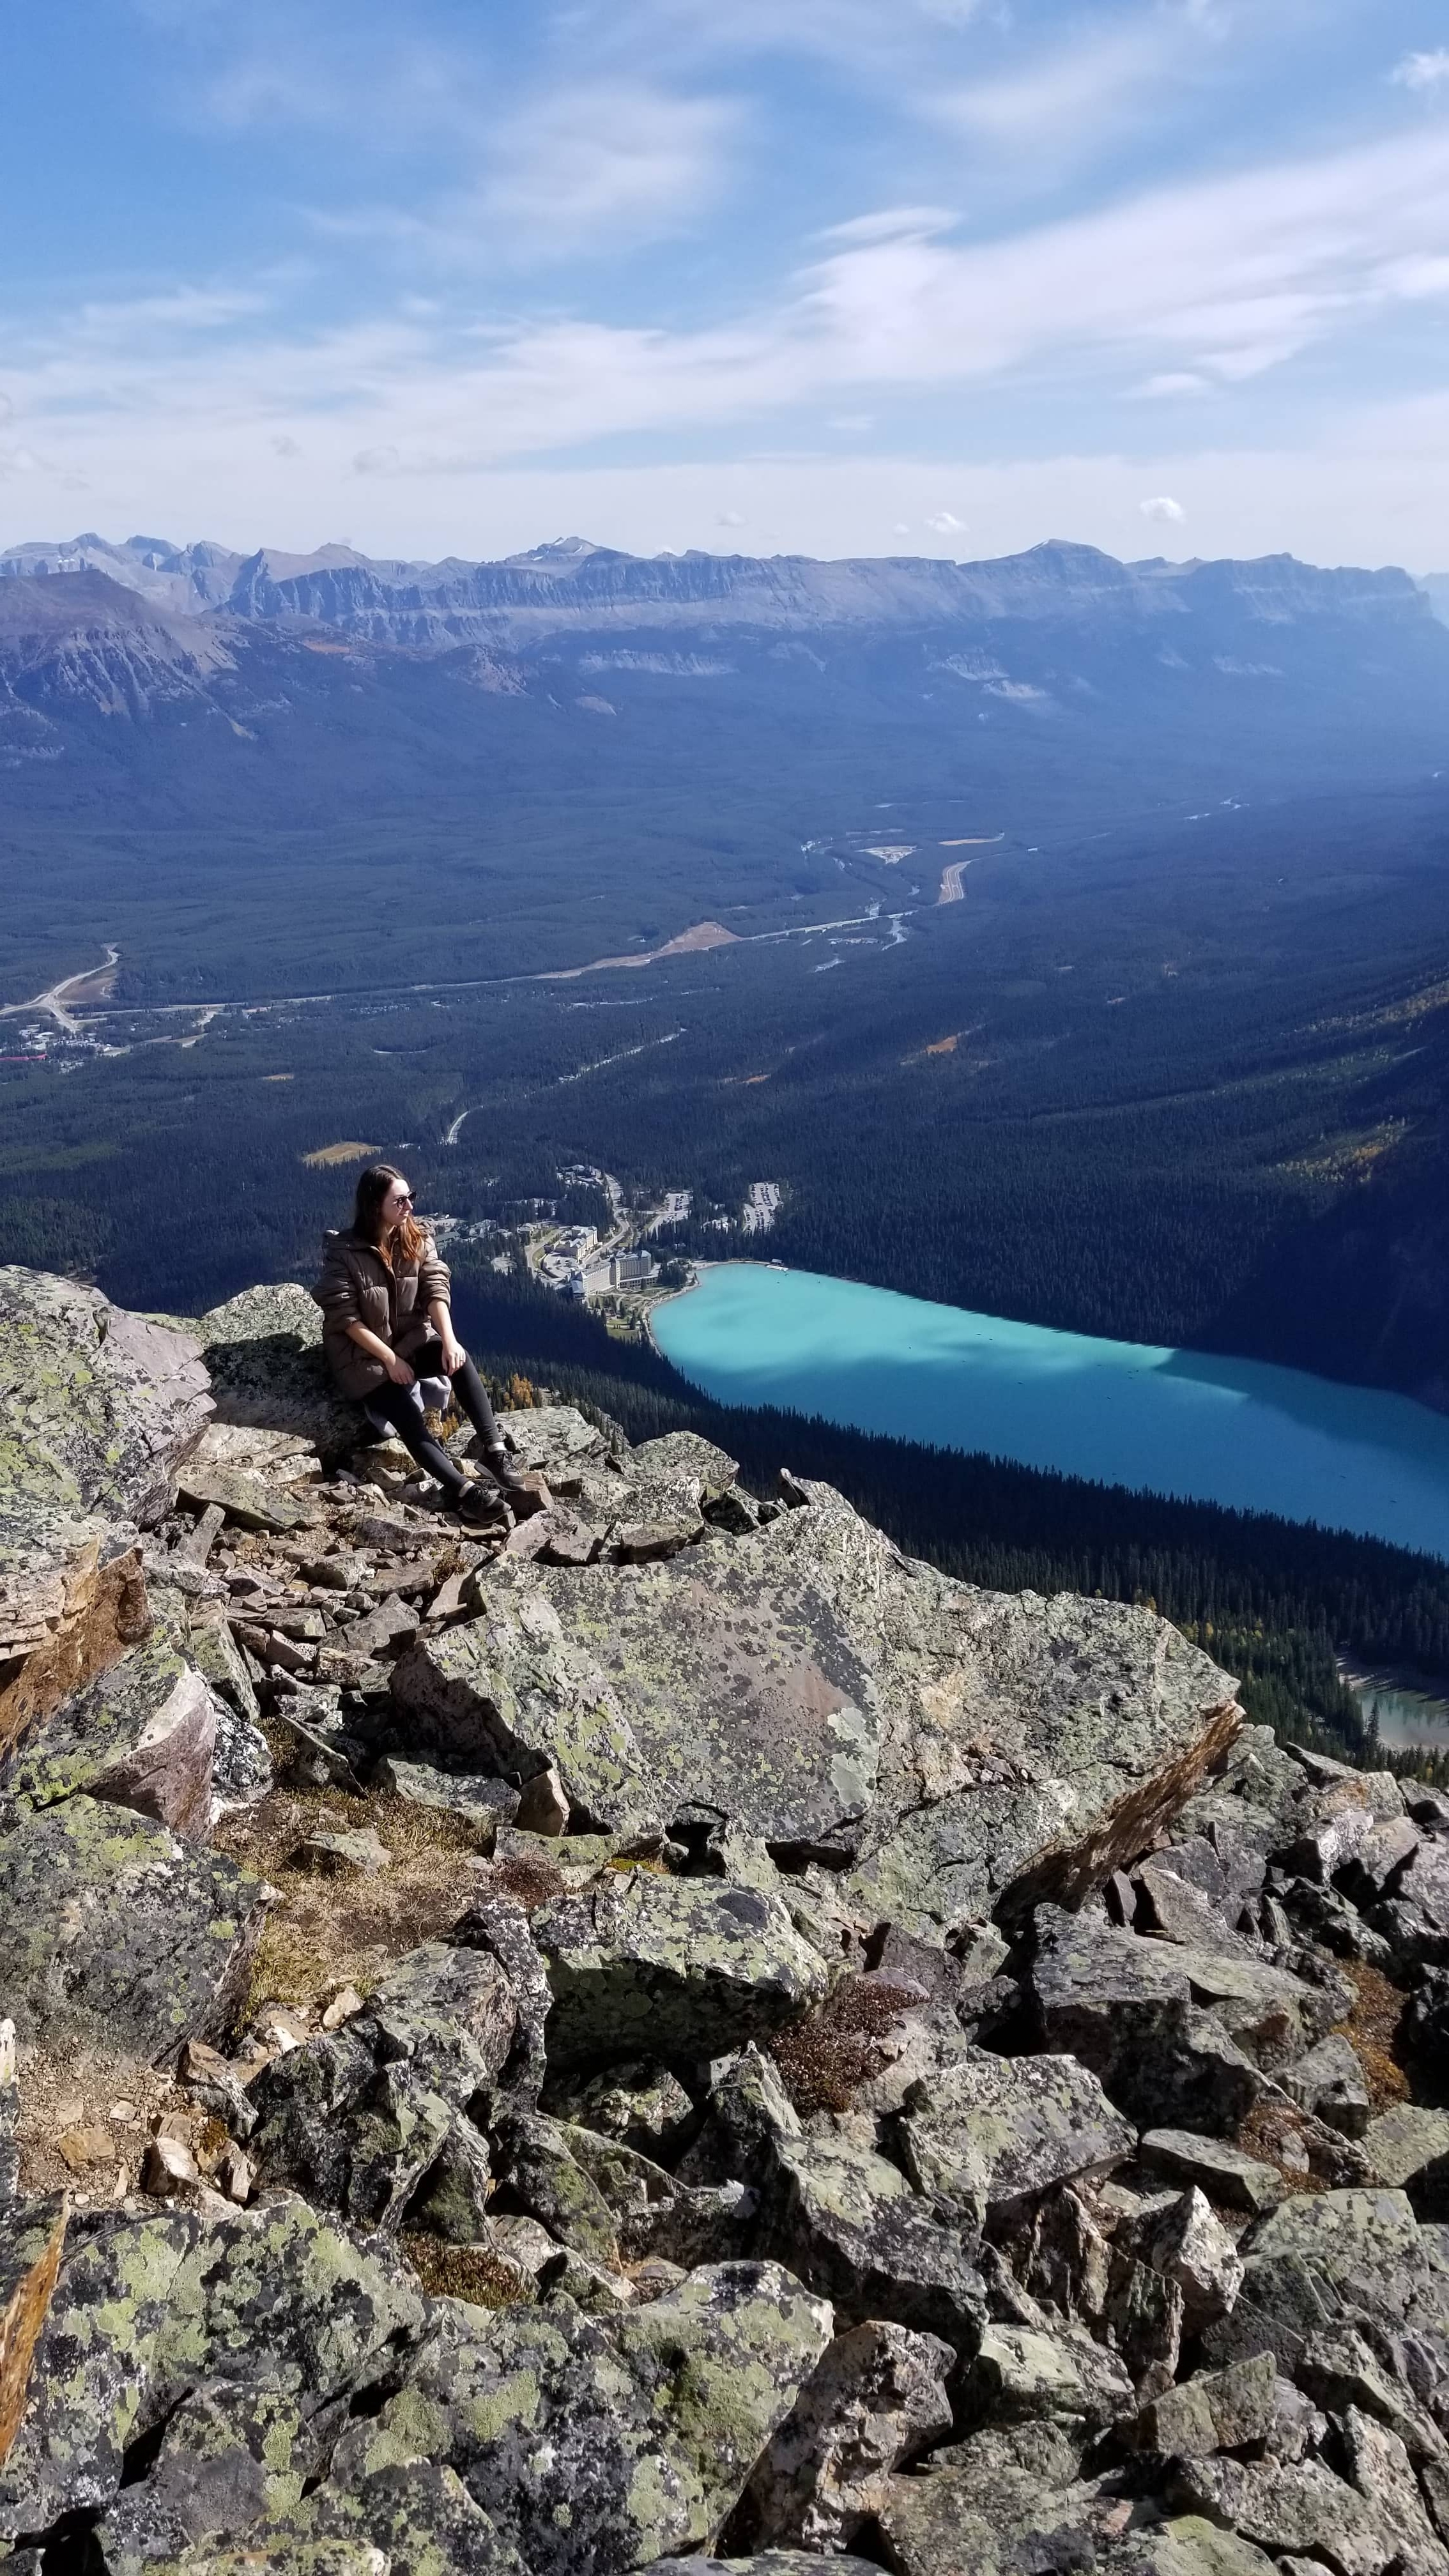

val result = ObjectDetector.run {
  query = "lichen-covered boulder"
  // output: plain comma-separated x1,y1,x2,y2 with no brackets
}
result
397,1480,1242,1924
0,1794,263,2058
734,2318,954,2552
195,1284,362,1468
1027,1908,1311,2130
0,1633,215,1837
0,2194,424,2541
528,1869,831,2067
758,2123,986,2354
249,1940,521,2228
900,2050,1136,2221
0,1268,211,1749
328,2259,833,2576
0,1268,213,1532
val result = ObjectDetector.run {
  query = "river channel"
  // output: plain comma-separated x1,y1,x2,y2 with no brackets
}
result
652,1262,1449,1565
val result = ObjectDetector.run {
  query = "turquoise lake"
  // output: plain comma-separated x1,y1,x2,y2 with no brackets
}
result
652,1262,1449,1564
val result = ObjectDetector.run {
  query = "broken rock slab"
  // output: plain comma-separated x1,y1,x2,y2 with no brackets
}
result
1,1270,211,1749
733,2318,953,2553
394,1533,883,1850
396,1482,1243,1917
0,1632,217,1838
900,2048,1137,2222
530,1869,831,2067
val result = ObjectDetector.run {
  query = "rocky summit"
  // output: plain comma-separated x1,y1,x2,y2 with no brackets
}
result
0,1262,1448,2574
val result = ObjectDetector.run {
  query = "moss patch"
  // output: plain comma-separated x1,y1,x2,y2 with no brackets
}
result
769,1977,921,2116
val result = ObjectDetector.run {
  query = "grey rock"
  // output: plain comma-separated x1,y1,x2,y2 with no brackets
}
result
1279,2032,1372,2138
196,1283,362,1467
174,1459,319,1535
562,2122,757,2268
1140,2186,1245,2327
491,2111,624,2267
1365,2101,1449,2200
528,1869,830,2068
544,2058,698,2159
965,2318,1136,2430
1108,2257,1185,2399
249,1940,521,2227
1139,2128,1287,2216
1,1275,209,1749
1340,2405,1449,2575
1294,2324,1448,2464
0,1793,263,2059
399,1485,1243,1922
372,1756,519,1830
1169,2452,1406,2576
0,1267,212,1535
643,2559,881,2576
1030,1907,1298,2129
735,2319,953,2552
1133,2351,1278,2458
900,2048,1136,2220
758,2122,987,2352
873,2452,1112,2576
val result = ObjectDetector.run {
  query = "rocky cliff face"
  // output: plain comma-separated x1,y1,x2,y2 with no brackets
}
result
1,1261,1448,2573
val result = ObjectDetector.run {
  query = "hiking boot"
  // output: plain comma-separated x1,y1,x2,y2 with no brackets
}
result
454,1480,506,1526
480,1443,529,1495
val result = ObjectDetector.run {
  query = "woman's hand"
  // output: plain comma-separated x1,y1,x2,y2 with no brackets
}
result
384,1353,416,1388
439,1331,466,1376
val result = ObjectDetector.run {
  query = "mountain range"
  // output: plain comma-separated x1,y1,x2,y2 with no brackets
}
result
3,528,1448,839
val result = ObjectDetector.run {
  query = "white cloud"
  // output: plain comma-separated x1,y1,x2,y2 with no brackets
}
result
1139,494,1186,522
926,509,965,532
931,10,1215,166
272,433,302,457
1392,50,1449,93
476,83,738,257
815,206,958,247
716,508,745,525
10,114,1449,515
1133,371,1211,398
353,444,401,474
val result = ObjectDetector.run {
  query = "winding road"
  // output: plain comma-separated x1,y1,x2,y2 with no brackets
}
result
0,945,120,1031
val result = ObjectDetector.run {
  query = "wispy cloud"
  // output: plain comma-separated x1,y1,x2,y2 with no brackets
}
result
930,2,1231,178
1392,50,1449,94
475,83,739,256
1140,494,1186,521
10,117,1449,480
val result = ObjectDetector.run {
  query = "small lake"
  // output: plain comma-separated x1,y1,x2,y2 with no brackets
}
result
1340,1667,1449,1754
652,1262,1449,1564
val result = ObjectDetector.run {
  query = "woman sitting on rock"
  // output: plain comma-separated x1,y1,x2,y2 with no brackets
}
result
314,1162,525,1521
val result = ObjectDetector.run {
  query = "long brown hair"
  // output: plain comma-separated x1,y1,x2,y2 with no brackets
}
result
351,1163,427,1266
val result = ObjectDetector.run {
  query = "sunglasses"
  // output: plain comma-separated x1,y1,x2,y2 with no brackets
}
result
389,1190,414,1206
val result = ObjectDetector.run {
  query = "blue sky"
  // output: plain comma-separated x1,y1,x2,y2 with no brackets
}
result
6,1,1449,566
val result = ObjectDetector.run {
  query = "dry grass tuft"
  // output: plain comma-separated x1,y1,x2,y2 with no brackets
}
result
400,2234,535,2308
216,1782,494,2014
1235,2099,1330,2196
1332,1961,1411,2112
487,1853,569,1912
770,1977,921,2117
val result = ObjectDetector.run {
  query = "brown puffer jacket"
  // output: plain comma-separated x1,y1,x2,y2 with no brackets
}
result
312,1227,452,1399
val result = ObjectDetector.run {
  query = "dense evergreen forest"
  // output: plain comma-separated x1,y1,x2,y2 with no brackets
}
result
3,779,1449,1399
